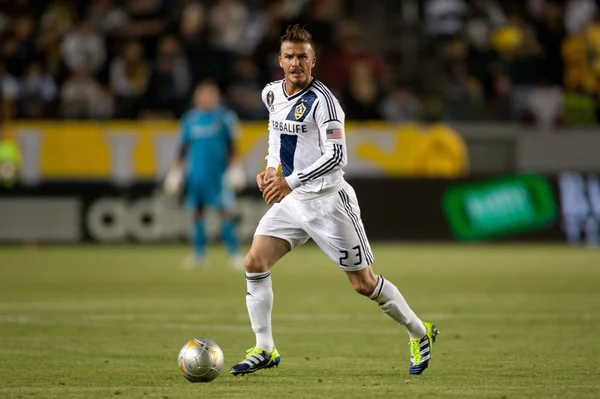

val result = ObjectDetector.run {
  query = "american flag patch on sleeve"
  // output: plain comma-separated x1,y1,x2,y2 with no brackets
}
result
326,128,343,139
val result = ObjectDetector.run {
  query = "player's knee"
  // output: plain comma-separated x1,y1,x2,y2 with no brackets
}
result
244,252,270,273
350,274,379,296
351,279,377,296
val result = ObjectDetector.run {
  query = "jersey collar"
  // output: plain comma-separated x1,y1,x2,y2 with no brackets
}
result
282,77,315,101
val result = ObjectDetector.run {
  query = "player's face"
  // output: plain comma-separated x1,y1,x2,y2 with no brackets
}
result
279,41,316,89
194,84,220,110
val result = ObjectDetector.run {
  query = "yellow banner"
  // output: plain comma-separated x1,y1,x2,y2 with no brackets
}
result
6,121,468,182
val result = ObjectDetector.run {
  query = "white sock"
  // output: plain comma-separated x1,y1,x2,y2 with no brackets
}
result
369,275,426,340
246,271,274,353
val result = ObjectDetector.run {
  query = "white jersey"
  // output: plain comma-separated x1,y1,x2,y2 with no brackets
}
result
261,78,347,200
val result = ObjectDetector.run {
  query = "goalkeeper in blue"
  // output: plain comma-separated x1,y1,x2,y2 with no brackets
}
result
165,80,244,270
229,25,438,377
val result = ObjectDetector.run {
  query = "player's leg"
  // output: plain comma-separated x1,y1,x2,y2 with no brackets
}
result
217,185,243,269
344,266,426,340
308,184,438,375
230,236,292,376
244,234,290,351
230,198,309,376
183,186,207,269
344,266,438,375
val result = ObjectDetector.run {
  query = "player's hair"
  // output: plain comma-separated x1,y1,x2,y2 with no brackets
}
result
280,24,314,52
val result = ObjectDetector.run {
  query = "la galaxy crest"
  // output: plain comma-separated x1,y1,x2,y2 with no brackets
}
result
266,91,275,111
294,101,307,120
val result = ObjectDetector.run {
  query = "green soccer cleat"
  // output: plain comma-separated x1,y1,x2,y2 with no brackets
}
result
409,321,439,375
229,346,281,376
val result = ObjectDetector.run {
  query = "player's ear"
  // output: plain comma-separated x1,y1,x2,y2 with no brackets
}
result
311,56,316,68
278,55,282,69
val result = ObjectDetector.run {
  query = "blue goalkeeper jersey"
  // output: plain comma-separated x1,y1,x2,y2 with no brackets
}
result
179,106,238,187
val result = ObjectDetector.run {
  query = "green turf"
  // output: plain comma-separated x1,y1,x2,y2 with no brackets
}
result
0,244,599,398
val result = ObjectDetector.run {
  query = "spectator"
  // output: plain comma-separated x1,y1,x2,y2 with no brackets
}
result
341,62,383,120
179,2,206,44
524,75,565,130
0,0,593,125
0,61,19,119
88,0,131,36
491,13,541,119
17,62,57,118
209,0,249,54
238,0,272,57
253,19,287,82
535,2,565,85
60,69,106,119
283,0,339,50
565,0,597,35
88,0,131,60
562,25,599,93
109,41,149,119
144,35,191,117
60,19,106,76
441,63,483,121
424,0,468,38
488,72,513,120
179,2,212,83
36,16,63,78
208,0,249,88
126,0,167,58
226,57,267,120
321,21,387,92
41,0,77,34
379,84,422,122
4,15,38,77
586,12,600,77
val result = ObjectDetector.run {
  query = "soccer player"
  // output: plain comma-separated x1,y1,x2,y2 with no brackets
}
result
229,25,438,376
166,80,243,270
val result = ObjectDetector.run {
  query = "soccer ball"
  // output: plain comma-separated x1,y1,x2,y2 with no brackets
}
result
177,338,224,383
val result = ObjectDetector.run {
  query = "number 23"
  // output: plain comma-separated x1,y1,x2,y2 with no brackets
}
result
339,245,362,266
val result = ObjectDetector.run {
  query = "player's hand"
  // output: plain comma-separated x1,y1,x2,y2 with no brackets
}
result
262,176,291,204
257,167,277,192
163,165,184,196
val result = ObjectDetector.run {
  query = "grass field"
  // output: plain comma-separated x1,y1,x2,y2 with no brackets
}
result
0,244,599,398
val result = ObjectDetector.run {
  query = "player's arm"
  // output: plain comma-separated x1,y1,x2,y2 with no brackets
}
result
258,87,280,192
223,110,240,165
284,98,347,189
164,115,189,195
223,110,247,192
171,115,190,168
265,125,280,172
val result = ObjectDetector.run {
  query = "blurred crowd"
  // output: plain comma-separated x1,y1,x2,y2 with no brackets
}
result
0,0,598,127
417,0,600,128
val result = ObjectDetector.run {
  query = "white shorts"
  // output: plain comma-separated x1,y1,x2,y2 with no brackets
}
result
254,182,375,271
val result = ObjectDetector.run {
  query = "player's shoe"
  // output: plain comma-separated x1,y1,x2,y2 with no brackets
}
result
229,347,280,376
182,254,205,270
409,321,439,375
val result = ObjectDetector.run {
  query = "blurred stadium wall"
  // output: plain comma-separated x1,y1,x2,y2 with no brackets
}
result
1,121,599,246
